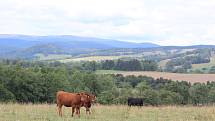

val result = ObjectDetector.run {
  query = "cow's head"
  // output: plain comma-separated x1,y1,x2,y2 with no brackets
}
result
77,93,91,107
82,92,96,103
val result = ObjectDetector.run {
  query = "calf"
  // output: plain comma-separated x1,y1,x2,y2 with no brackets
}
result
81,92,96,114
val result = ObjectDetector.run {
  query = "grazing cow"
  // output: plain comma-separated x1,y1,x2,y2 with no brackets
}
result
56,91,90,117
128,97,144,106
81,92,96,114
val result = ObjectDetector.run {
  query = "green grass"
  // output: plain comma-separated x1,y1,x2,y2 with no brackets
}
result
1,104,215,121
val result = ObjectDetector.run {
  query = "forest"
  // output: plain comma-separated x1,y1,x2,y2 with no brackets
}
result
1,59,215,105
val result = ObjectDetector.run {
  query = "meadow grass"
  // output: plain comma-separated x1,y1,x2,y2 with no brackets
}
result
1,104,215,121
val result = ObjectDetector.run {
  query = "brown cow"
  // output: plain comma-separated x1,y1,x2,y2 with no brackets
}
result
56,91,90,117
81,92,96,114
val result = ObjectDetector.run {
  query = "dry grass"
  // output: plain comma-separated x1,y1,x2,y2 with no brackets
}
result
59,56,124,62
97,70,215,83
1,104,215,121
158,59,171,68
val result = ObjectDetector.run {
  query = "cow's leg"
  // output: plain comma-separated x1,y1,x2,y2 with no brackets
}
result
58,104,63,117
86,108,90,115
86,108,88,114
76,107,80,118
89,109,91,115
72,107,75,117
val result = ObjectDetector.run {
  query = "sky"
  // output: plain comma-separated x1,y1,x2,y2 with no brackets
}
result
0,0,215,46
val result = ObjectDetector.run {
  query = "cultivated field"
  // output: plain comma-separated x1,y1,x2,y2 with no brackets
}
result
0,104,215,121
96,70,215,83
58,56,125,62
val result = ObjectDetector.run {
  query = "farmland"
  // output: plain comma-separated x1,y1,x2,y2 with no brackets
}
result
1,104,215,121
96,70,215,83
192,55,215,72
58,56,125,62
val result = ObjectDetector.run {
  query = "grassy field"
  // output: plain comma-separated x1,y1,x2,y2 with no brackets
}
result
59,56,119,62
158,59,170,68
192,55,215,72
0,104,215,121
96,70,215,83
58,56,126,62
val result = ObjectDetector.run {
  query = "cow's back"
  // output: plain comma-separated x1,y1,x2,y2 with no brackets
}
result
57,91,81,107
128,97,144,106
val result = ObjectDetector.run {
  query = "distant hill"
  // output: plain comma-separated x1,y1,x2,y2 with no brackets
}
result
0,34,160,59
1,34,215,60
0,34,160,49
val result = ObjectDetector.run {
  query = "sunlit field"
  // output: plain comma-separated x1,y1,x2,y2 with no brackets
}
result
96,70,215,83
1,104,215,121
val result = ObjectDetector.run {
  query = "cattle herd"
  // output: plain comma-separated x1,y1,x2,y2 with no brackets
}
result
56,91,144,118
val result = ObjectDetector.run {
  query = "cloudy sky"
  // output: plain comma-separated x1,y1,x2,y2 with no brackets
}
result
0,0,215,46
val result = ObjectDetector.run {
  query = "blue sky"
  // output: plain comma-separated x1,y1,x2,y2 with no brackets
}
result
0,0,215,46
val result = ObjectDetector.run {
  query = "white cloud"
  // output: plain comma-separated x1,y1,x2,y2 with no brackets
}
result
0,0,215,45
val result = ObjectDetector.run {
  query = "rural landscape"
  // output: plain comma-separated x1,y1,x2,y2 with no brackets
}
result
1,35,215,121
1,0,215,121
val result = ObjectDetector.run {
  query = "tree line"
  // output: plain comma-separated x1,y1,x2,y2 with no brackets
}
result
80,59,158,72
1,60,215,105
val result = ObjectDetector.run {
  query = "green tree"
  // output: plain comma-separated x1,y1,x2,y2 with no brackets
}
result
136,81,150,95
208,87,215,103
143,89,160,105
189,83,209,105
0,83,15,102
159,90,183,105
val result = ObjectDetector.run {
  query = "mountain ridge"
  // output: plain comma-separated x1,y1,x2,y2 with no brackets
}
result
0,34,160,49
1,34,215,60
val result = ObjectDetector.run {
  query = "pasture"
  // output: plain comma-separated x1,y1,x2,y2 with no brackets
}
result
96,70,215,83
0,104,215,121
192,55,215,72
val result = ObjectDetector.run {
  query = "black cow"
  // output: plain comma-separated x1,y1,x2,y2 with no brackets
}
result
128,97,144,106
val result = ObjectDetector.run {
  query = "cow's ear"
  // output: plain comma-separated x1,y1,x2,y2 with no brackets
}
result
80,92,84,95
